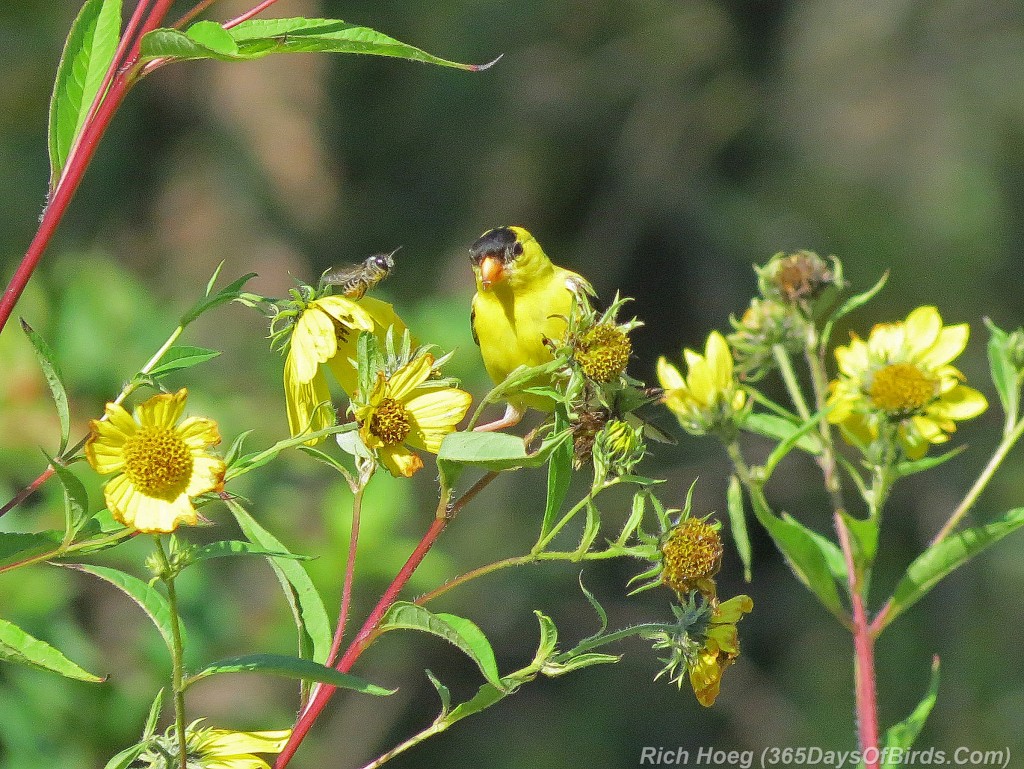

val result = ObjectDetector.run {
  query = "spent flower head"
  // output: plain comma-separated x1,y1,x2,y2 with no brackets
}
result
757,250,841,307
85,389,225,533
827,306,987,459
132,719,290,768
661,516,723,599
657,331,748,437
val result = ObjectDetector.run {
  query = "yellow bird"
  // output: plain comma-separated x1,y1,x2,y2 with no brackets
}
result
470,226,595,431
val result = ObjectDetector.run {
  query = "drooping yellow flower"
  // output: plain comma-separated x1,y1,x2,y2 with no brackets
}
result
657,331,747,435
283,295,405,443
133,720,290,768
827,306,987,459
85,389,225,533
355,354,472,477
689,594,753,707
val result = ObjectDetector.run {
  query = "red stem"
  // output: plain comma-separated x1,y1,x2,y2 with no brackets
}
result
835,512,879,768
325,485,365,666
275,514,450,768
223,0,283,29
0,467,56,519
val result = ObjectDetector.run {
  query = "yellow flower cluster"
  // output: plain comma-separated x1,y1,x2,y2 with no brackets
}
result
657,331,747,435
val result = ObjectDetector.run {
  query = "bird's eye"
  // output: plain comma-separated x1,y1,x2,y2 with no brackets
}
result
512,242,524,257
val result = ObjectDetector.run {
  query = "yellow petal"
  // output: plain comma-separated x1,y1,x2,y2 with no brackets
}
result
136,389,188,429
358,296,407,336
204,729,290,756
715,594,753,623
868,321,905,360
284,357,335,444
920,324,969,369
930,385,987,420
185,454,226,497
177,416,222,450
103,401,139,438
379,445,424,478
682,351,714,408
85,437,125,475
689,649,724,707
705,332,733,393
387,355,435,401
656,357,686,390
904,306,942,356
104,474,198,533
314,296,374,332
326,335,360,396
835,336,869,377
406,389,473,431
291,306,339,384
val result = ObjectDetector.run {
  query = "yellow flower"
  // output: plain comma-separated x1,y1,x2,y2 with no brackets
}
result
827,306,987,459
657,331,747,435
134,720,290,768
689,594,753,707
573,323,632,382
283,295,405,443
355,354,472,477
85,389,224,534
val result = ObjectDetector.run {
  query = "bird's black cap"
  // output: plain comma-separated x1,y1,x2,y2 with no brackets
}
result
469,227,522,264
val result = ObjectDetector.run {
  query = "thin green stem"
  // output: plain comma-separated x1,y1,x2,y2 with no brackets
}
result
772,344,811,421
153,537,188,769
532,479,615,554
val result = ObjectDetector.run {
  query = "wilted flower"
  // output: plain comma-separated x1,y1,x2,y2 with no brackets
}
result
758,250,839,305
85,389,224,533
661,517,723,598
827,306,987,459
573,323,632,383
688,595,753,707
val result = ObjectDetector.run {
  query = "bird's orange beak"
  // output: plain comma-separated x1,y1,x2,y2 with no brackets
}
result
479,255,506,291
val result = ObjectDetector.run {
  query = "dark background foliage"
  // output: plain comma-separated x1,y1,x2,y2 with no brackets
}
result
2,1,1024,766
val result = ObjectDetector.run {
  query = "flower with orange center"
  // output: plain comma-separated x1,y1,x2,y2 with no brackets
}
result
827,306,987,459
85,389,225,533
355,354,472,477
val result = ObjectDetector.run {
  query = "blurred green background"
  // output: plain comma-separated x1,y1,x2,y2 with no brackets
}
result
3,0,1024,767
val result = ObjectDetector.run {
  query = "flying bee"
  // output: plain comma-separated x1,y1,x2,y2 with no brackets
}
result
323,247,399,299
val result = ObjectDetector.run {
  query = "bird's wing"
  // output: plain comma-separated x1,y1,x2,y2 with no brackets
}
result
470,297,480,346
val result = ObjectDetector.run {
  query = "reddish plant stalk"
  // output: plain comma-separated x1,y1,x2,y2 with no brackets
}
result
275,514,449,768
835,512,880,769
325,484,365,667
224,0,283,29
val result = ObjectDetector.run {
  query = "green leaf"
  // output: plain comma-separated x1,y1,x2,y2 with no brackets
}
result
103,745,148,769
185,654,393,695
147,345,221,377
140,18,493,72
892,445,966,479
727,475,752,582
45,452,89,540
541,652,620,676
882,657,940,767
541,406,573,541
0,616,103,682
47,0,123,186
821,270,889,347
742,413,822,458
885,508,1024,628
0,531,63,572
226,499,332,665
749,492,847,621
378,602,503,690
21,320,71,453
438,430,564,483
180,272,257,326
425,669,451,715
142,688,165,738
68,563,177,656
190,540,313,563
985,318,1020,421
840,511,879,570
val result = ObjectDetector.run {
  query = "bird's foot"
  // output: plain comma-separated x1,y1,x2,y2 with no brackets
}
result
473,403,525,432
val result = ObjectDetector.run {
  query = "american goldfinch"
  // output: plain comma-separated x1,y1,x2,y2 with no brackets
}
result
470,225,594,431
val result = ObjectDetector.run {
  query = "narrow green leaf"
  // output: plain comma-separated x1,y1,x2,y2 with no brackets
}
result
103,744,148,769
821,270,889,347
185,654,393,695
190,540,313,563
425,669,451,715
21,320,71,453
378,602,503,689
142,689,165,738
882,657,940,766
47,0,123,186
840,511,879,569
68,564,177,656
985,318,1020,421
742,412,822,458
0,616,103,682
179,272,257,326
885,508,1024,628
226,499,332,664
185,20,238,55
541,406,573,541
541,652,620,676
224,429,254,467
749,492,847,621
148,345,221,377
140,18,493,72
727,475,752,582
45,452,89,539
893,445,966,479
0,531,63,571
532,611,559,665
438,430,564,474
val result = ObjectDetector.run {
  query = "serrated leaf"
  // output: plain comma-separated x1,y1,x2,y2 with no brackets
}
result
22,320,71,453
884,508,1024,628
882,657,940,767
47,0,123,186
185,654,393,695
68,563,177,656
226,499,332,665
147,345,221,376
750,493,847,621
0,616,103,682
541,406,573,541
140,18,492,72
190,540,313,563
45,452,89,540
378,602,503,689
727,475,752,582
